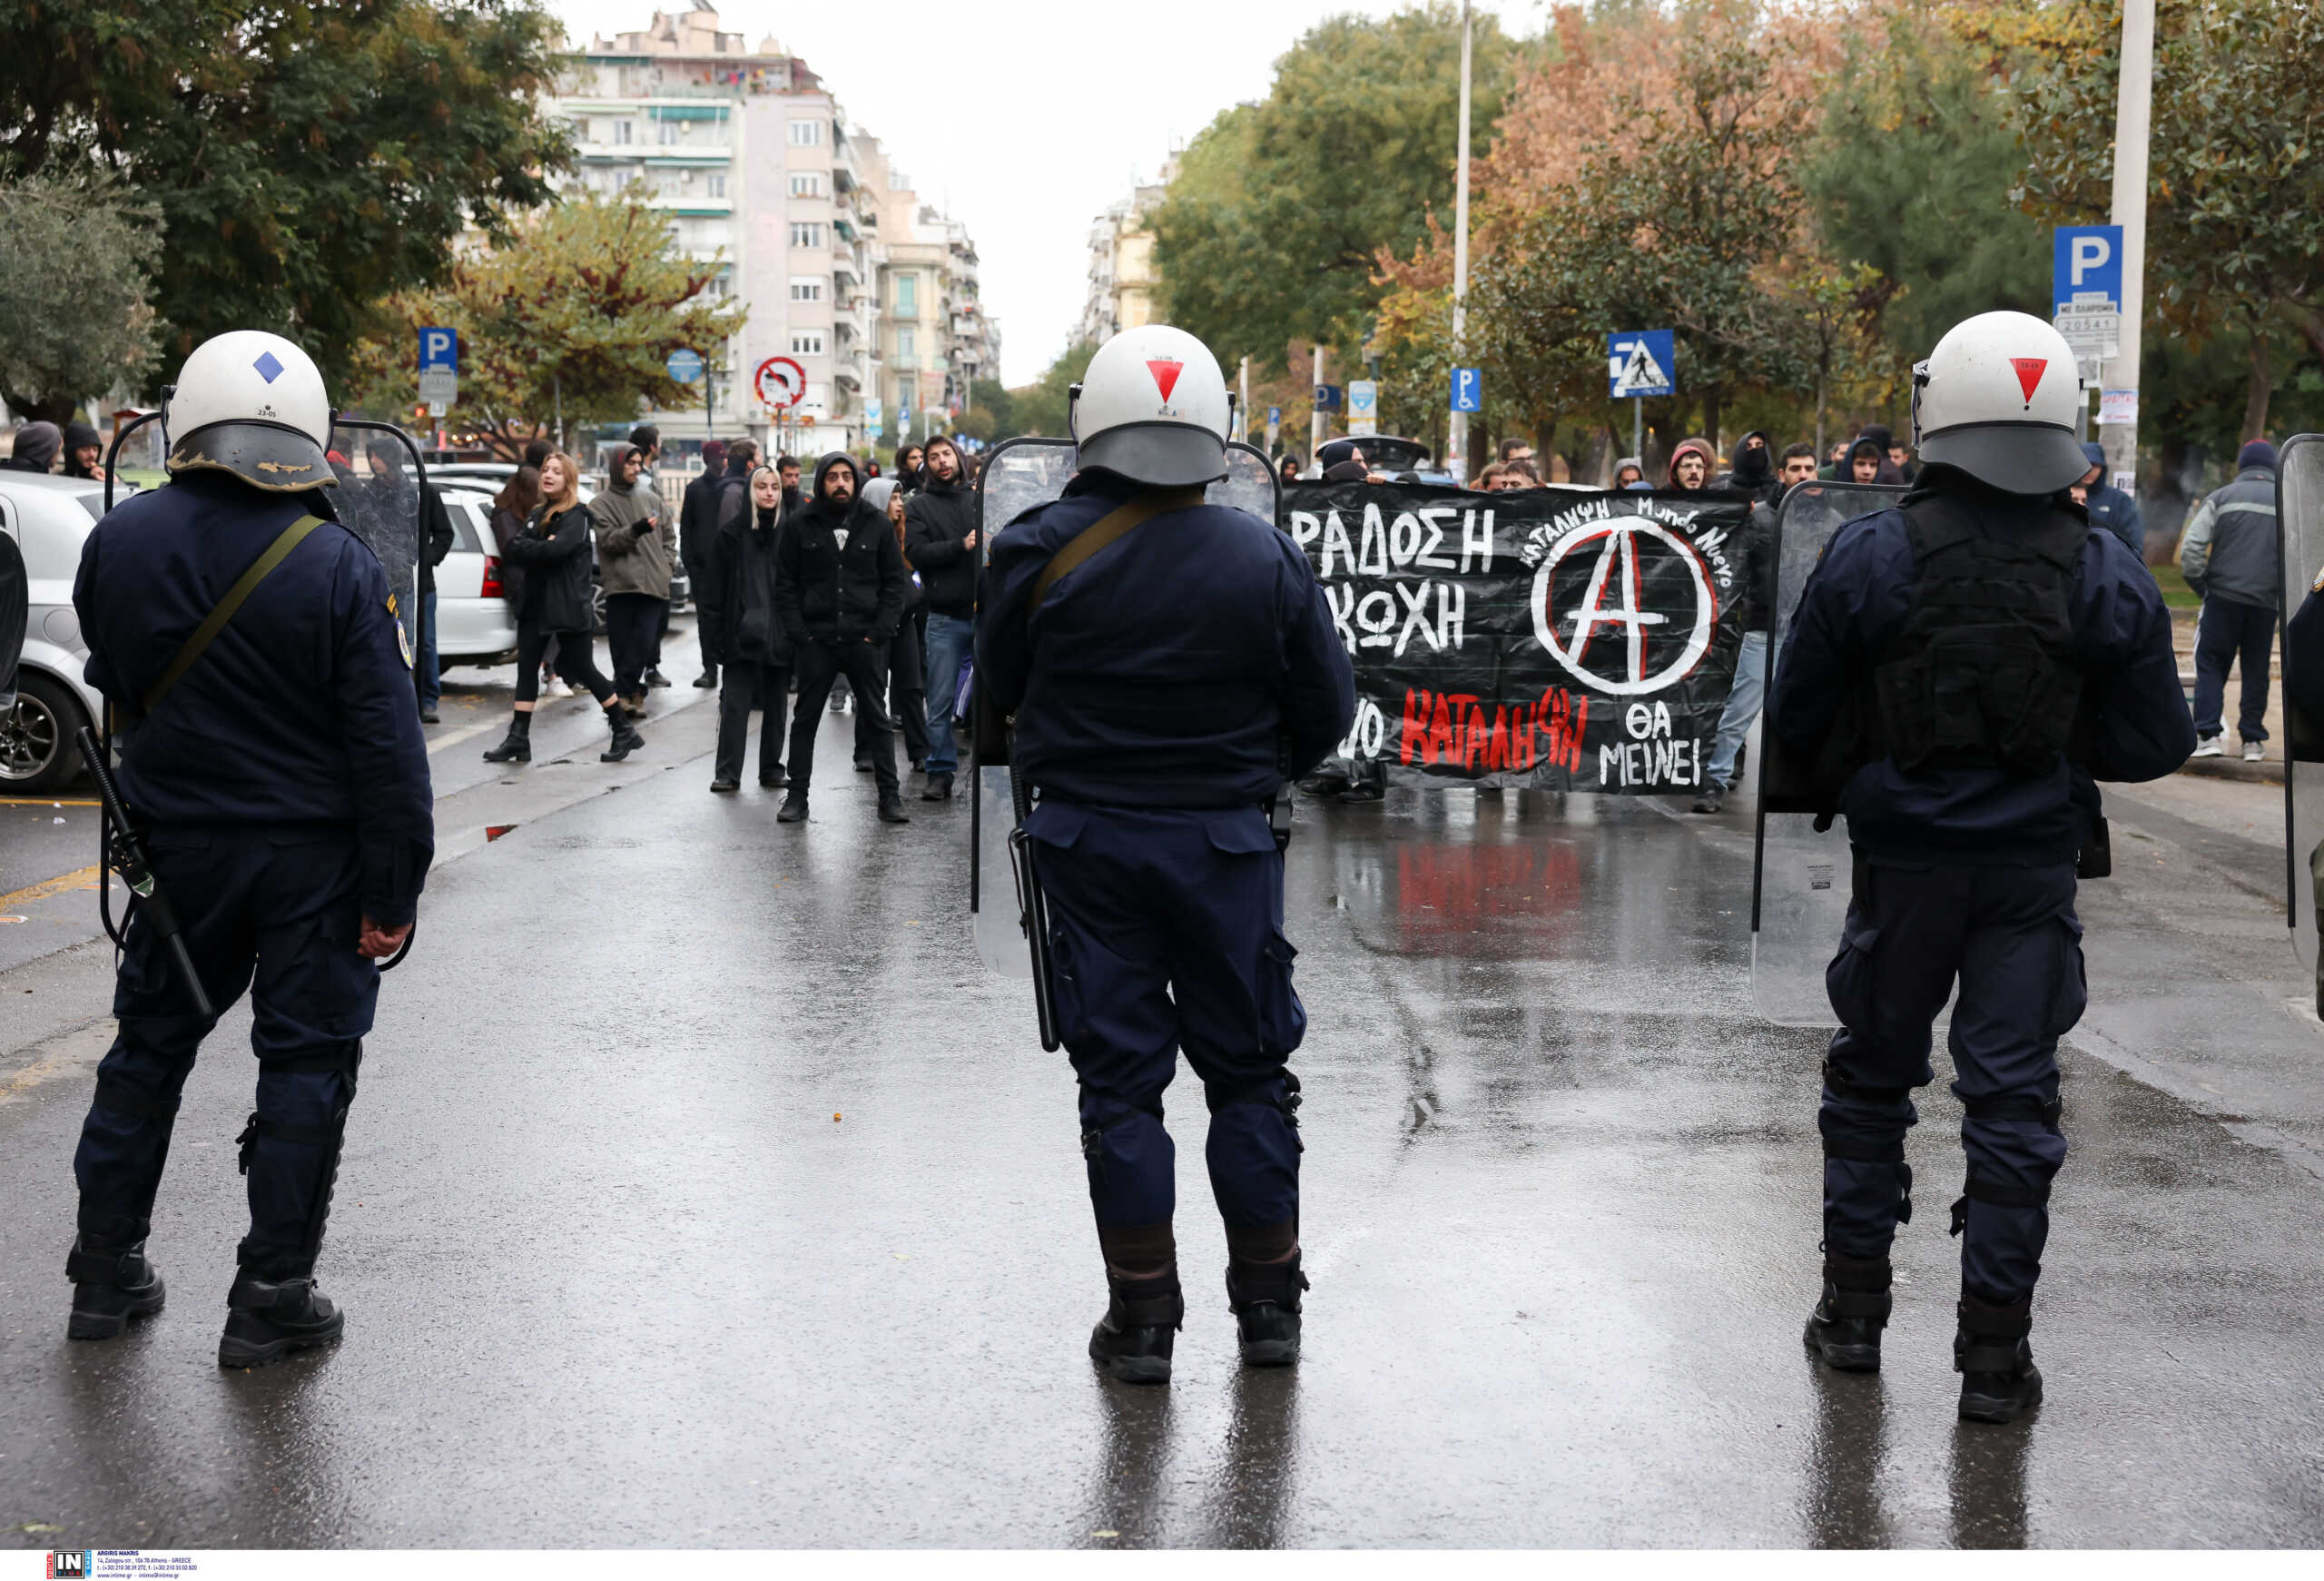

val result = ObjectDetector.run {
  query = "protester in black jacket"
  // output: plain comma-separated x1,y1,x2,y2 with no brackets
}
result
901,434,979,797
773,452,910,824
680,439,730,687
858,477,929,775
481,451,642,766
707,464,795,793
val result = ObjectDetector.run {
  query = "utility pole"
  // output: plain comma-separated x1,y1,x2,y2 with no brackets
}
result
1239,355,1250,446
2100,0,2154,496
1309,343,1326,469
1446,0,1474,481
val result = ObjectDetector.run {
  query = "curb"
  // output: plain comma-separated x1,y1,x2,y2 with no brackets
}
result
2178,755,2282,786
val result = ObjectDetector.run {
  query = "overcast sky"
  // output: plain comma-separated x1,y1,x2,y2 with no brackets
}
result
547,1,1531,385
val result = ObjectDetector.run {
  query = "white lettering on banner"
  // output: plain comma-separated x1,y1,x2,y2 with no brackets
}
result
1390,512,1422,567
1416,509,1458,569
1337,697,1390,760
1318,510,1356,577
1326,579,1464,656
1521,499,1722,697
1357,505,1389,577
1599,736,1700,789
1289,510,1323,548
1461,509,1495,573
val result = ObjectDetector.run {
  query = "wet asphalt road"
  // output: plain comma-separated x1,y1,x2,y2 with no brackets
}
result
3,697,2322,1547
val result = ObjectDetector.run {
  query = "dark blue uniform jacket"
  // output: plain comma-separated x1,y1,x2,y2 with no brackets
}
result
1771,489,2193,865
74,470,435,925
978,471,1355,808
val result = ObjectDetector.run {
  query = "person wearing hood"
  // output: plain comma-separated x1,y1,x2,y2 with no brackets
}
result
591,442,675,716
1843,435,1889,485
1667,438,1717,490
706,464,795,793
1612,456,1647,489
773,451,911,824
2074,440,2142,559
902,433,979,799
5,420,61,474
2181,440,2282,761
63,421,107,481
858,475,930,776
1719,431,1780,503
682,438,731,689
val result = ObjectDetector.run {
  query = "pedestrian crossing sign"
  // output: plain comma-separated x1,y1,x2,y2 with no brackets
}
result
1608,331,1676,400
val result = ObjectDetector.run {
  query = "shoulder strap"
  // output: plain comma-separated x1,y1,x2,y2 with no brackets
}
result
1029,488,1203,617
137,513,326,719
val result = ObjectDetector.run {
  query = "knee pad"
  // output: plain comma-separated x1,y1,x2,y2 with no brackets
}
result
1949,1091,2063,1238
1202,1069,1301,1124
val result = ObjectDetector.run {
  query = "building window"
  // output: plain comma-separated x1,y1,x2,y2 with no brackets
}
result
792,331,826,356
790,222,824,249
790,278,826,303
789,172,824,198
897,327,916,358
788,120,823,146
707,173,725,199
894,273,917,315
615,121,634,145
658,120,679,145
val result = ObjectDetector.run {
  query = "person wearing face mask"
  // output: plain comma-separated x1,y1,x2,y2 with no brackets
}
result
707,465,795,794
771,453,911,825
1720,431,1780,504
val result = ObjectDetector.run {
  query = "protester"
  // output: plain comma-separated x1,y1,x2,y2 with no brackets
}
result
4,421,60,474
366,440,455,724
706,464,793,793
1778,442,1820,489
1667,439,1716,490
629,424,661,474
682,438,731,688
590,442,675,718
775,452,801,506
487,466,541,618
62,421,106,481
859,477,930,776
2076,440,2144,559
902,433,979,800
1612,456,1647,489
1278,452,1305,484
481,452,643,766
1691,470,1786,815
773,453,911,825
1846,436,1886,484
1886,435,1917,484
892,443,925,492
1821,439,1850,479
1498,438,1535,469
2180,439,2282,761
1720,431,1779,503
523,439,553,469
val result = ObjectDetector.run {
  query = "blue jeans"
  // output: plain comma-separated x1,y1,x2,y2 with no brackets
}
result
921,612,974,775
1707,630,1772,790
2191,596,2274,741
418,589,440,711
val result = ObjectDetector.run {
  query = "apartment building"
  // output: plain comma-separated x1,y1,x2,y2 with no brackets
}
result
1078,160,1176,348
555,6,992,457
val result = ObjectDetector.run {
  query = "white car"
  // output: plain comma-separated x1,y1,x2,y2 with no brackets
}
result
0,473,114,792
432,487,519,664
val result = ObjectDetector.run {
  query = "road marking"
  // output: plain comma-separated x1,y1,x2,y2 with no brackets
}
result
0,865,103,911
0,797,98,806
428,719,503,755
0,1016,115,1106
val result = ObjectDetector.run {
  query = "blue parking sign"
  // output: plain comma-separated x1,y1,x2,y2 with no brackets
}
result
418,327,457,373
2053,225,2123,315
1450,368,1482,412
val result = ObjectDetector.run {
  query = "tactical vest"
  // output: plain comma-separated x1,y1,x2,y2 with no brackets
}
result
1863,492,2091,776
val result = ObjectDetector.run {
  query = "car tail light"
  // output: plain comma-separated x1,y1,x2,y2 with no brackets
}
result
480,555,503,598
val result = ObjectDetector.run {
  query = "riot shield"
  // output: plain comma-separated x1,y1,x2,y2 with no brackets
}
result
0,527,24,712
1750,481,1907,1026
2278,434,2324,968
970,437,1078,978
1214,440,1282,521
330,420,428,672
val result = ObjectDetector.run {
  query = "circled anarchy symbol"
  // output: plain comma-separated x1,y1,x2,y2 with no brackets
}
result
1529,519,1716,696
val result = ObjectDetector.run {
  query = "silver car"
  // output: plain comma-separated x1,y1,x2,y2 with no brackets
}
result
432,487,519,664
0,473,114,792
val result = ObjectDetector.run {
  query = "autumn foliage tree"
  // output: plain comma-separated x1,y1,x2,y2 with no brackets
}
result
350,195,747,458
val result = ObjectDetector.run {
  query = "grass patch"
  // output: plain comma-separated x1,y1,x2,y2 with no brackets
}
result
2150,563,2201,609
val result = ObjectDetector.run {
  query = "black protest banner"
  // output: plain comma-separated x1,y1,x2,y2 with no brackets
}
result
1285,482,1755,794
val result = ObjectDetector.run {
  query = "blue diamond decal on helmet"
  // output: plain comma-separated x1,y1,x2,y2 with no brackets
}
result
253,351,284,383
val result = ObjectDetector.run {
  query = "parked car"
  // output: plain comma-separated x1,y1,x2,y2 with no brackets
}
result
431,487,519,665
0,474,116,791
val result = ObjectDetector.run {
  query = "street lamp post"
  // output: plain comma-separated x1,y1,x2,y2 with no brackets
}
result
2101,0,2154,495
1446,0,1473,481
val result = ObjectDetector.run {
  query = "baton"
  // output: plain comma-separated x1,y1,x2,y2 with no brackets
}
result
75,726,215,1020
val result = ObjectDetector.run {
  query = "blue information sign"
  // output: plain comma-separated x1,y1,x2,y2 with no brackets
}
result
665,348,704,384
2052,225,2123,316
1606,331,1675,400
418,327,457,372
1314,384,1343,412
1450,368,1482,412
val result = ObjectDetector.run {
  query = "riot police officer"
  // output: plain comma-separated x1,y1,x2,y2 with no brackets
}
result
1769,311,2193,1421
977,325,1355,1384
65,331,433,1367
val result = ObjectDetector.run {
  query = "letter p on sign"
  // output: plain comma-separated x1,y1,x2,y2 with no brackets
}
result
2071,235,2111,285
419,327,458,373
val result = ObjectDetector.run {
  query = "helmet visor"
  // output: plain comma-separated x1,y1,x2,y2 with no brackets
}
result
1915,421,2092,497
167,420,338,493
1078,421,1229,489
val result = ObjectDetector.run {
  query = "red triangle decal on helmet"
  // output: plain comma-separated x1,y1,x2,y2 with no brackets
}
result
1147,359,1184,402
2008,357,2048,406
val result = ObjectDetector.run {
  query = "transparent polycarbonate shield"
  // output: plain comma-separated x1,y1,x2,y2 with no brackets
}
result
0,528,24,712
1213,440,1282,522
1751,481,1907,1025
331,420,428,672
970,437,1077,977
2278,434,2324,968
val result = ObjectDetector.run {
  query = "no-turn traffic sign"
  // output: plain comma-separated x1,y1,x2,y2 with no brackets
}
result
754,356,806,410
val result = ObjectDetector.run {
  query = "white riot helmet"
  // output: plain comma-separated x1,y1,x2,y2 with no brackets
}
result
162,330,337,493
1910,311,2089,495
1068,324,1232,488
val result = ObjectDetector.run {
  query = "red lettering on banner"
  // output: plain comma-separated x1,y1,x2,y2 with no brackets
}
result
1463,707,1489,768
1425,692,1455,764
1402,688,1427,765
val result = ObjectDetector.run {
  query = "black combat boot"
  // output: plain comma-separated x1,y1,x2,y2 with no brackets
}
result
694,664,719,689
877,792,911,824
1955,1290,2043,1424
601,706,645,763
219,1266,345,1368
921,772,953,802
1088,1270,1182,1385
777,795,809,823
481,714,531,764
65,1239,166,1340
1226,1252,1307,1368
1803,1252,1891,1372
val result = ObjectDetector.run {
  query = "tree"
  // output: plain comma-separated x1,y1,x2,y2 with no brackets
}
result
349,195,747,459
0,1,569,388
950,378,1015,445
1004,341,1097,440
0,174,163,422
1149,5,1522,367
2014,0,2324,441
